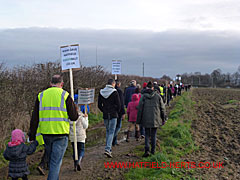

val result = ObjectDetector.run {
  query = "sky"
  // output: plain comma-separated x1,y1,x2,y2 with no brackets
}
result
0,0,240,78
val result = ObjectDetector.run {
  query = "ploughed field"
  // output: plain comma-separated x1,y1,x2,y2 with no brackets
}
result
187,88,240,179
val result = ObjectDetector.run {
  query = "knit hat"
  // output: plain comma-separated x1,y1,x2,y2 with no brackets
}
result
143,82,147,88
8,129,25,147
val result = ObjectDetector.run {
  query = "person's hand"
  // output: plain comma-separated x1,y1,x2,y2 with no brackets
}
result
162,120,165,126
122,114,125,120
84,114,88,117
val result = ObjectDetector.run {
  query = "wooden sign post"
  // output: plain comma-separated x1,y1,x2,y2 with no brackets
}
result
60,44,80,161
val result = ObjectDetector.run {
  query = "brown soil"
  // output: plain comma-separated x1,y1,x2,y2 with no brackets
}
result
185,88,240,179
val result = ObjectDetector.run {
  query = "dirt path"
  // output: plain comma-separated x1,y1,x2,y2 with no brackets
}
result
28,124,144,180
185,88,240,179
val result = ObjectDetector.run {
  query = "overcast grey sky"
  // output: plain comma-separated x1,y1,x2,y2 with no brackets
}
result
0,0,239,77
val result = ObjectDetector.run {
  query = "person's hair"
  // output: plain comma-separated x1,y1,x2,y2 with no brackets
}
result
147,81,153,88
51,74,63,84
107,79,116,85
116,80,121,86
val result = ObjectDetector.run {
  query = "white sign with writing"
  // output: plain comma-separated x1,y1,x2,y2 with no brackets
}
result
61,45,80,70
78,89,95,105
112,60,121,75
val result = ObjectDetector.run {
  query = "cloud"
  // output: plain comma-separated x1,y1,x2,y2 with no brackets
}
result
0,28,239,78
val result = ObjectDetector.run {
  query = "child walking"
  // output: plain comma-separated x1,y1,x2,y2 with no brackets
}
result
126,94,140,142
4,129,38,180
69,109,88,171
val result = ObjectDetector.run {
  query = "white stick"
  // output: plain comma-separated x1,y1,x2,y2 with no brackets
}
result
115,74,117,80
69,68,78,161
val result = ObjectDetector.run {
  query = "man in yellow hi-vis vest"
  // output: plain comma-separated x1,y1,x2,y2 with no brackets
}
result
29,75,78,180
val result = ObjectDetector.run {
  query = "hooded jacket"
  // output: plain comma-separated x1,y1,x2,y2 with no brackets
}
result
98,85,121,119
127,94,140,122
136,89,166,128
3,141,38,178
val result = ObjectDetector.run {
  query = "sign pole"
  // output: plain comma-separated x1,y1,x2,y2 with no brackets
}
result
69,68,78,161
115,74,117,80
84,88,88,115
85,104,87,115
165,81,168,105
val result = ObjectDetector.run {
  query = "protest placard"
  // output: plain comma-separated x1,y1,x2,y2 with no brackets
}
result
78,89,95,105
60,44,80,71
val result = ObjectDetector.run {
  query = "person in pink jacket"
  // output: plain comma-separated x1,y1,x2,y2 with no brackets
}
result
126,94,140,142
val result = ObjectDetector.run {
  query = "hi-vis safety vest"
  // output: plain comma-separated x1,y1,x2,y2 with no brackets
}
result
38,87,70,135
159,86,164,96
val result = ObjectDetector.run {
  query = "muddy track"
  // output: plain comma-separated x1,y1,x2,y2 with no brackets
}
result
185,88,240,179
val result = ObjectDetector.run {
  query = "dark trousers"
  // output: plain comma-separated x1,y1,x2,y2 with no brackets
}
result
12,175,28,180
71,142,85,164
140,125,145,136
145,128,157,154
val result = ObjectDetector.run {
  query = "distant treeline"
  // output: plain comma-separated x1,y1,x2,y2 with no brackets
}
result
179,67,240,88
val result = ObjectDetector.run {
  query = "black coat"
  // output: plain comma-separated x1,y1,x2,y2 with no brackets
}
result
3,141,38,178
98,90,121,120
116,86,125,117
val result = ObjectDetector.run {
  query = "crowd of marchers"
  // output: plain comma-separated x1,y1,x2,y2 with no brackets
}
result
3,75,191,180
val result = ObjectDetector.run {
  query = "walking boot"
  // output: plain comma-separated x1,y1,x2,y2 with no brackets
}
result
126,131,130,142
135,130,140,141
77,157,82,171
74,161,77,172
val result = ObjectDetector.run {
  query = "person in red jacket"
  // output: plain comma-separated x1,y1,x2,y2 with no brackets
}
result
126,94,140,142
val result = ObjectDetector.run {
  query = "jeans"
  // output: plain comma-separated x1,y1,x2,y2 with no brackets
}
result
145,128,157,154
140,125,145,136
71,142,85,164
112,117,122,146
104,118,117,152
43,135,68,180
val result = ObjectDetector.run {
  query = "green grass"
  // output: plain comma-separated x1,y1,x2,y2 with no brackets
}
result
125,92,199,180
88,112,103,127
227,99,238,104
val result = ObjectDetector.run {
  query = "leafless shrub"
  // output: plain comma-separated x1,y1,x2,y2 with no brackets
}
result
0,61,161,148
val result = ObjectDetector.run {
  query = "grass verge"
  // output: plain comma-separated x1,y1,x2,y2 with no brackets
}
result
125,92,199,180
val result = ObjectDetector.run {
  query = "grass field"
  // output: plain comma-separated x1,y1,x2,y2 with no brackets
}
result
125,92,199,180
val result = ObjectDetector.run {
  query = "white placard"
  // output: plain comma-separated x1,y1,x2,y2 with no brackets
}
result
61,45,80,70
78,89,95,105
112,60,121,75
179,77,181,81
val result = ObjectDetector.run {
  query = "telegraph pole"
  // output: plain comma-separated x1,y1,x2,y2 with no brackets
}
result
143,62,144,77
96,46,98,67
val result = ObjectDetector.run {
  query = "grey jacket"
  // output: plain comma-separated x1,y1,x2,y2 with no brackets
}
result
3,141,38,178
136,89,166,128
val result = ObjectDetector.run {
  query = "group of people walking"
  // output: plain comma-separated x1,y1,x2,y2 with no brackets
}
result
98,79,168,158
3,74,188,180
